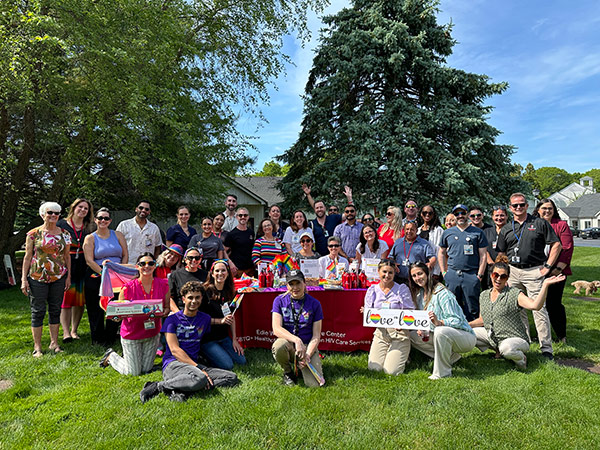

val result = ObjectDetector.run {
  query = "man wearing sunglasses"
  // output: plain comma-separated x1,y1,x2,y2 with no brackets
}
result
482,205,508,290
224,207,255,276
334,204,363,263
496,193,562,360
438,204,488,321
302,184,354,256
468,206,492,231
117,201,163,264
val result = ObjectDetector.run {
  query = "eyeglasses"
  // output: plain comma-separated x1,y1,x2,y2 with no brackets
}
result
237,213,249,218
137,260,156,267
540,207,553,211
491,272,509,281
470,213,482,218
300,239,312,243
493,205,507,211
186,255,202,261
96,216,111,221
405,205,417,209
137,206,150,211
46,211,60,216
328,244,340,248
455,211,467,216
511,203,526,208
421,211,433,216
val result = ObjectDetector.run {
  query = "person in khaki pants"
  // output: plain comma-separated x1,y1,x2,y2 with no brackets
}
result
361,260,414,375
271,270,324,387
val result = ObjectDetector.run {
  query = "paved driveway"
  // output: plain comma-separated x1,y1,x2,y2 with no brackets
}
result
574,237,600,247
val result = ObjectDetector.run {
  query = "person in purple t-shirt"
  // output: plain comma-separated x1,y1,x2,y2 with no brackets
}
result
139,281,238,403
272,270,324,387
361,259,414,375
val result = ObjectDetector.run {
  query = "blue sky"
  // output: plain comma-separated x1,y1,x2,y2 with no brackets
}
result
239,0,600,174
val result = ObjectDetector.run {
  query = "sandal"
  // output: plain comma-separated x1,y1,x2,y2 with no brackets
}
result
99,348,114,368
49,345,64,354
72,333,80,340
32,350,43,358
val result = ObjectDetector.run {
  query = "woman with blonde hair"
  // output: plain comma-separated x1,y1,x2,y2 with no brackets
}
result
58,198,94,343
377,206,403,248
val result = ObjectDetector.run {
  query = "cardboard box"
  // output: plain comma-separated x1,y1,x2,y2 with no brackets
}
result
106,299,164,320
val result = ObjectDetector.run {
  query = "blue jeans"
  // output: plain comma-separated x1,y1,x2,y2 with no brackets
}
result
201,336,246,370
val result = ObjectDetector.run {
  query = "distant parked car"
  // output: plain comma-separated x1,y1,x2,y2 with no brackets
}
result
580,227,600,239
570,227,580,237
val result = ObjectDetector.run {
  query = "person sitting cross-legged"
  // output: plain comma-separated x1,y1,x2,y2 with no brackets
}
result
139,281,239,403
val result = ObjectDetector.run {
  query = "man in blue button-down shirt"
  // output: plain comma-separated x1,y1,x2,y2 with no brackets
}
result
333,205,363,263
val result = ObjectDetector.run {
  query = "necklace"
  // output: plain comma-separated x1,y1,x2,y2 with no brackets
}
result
70,219,84,259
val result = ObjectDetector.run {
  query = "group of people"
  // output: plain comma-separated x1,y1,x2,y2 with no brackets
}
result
19,188,574,398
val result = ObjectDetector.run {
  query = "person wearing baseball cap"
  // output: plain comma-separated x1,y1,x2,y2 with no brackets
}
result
438,204,488,321
271,269,324,387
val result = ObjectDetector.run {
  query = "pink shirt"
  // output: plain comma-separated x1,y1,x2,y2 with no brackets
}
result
119,278,169,340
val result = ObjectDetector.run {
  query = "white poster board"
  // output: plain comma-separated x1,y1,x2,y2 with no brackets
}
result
363,308,430,330
363,258,380,280
300,259,320,278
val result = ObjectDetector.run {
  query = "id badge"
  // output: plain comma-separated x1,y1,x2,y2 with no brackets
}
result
144,320,155,330
463,245,474,255
221,303,232,316
145,237,152,247
511,255,521,264
292,235,299,243
402,259,410,266
492,240,497,250
381,301,391,309
324,229,329,237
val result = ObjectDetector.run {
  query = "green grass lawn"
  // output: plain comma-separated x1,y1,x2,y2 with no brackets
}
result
1,248,600,449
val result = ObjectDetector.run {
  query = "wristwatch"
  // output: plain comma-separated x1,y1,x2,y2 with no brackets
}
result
543,263,552,269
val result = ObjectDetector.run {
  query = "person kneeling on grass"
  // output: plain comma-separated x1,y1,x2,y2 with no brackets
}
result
140,281,238,402
361,259,414,375
468,256,565,371
272,270,324,387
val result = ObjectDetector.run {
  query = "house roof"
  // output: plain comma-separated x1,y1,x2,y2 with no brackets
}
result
233,176,284,206
560,193,600,218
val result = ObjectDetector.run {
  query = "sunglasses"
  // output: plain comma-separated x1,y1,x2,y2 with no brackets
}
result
455,211,467,216
96,216,111,221
491,272,508,281
328,244,340,248
300,239,313,243
493,205,507,211
386,211,393,216
421,211,433,216
344,210,355,214
329,209,338,213
137,206,150,211
186,255,202,261
137,260,156,267
363,217,374,221
470,213,482,218
46,211,60,216
405,205,417,209
511,203,526,208
539,207,553,211
238,213,249,217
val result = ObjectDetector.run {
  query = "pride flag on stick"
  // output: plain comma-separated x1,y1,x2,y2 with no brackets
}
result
99,261,138,310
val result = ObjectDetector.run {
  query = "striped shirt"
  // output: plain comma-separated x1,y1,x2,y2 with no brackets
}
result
252,237,285,265
422,284,473,334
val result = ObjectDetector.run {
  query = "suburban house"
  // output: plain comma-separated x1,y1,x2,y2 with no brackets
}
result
550,176,596,209
223,176,284,229
560,193,600,230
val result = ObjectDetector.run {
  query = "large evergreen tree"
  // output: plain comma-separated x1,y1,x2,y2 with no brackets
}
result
279,0,527,212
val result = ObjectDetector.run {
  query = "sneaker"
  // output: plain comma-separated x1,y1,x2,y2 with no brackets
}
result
169,391,187,402
99,348,114,368
282,372,298,386
140,382,160,403
515,355,527,371
541,352,554,361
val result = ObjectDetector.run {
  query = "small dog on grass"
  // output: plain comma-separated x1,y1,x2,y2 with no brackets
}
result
571,280,600,296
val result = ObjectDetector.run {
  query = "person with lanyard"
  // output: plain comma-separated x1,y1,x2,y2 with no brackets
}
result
168,247,208,312
495,193,561,360
400,200,419,237
389,222,436,285
57,198,94,344
116,200,163,264
165,205,197,251
302,184,353,256
355,224,389,269
468,257,565,370
271,270,324,387
360,260,414,375
223,207,256,276
99,253,170,375
417,205,444,280
221,194,239,232
483,205,508,290
438,204,488,322
251,218,285,266
212,213,228,243
139,281,239,403
318,236,349,279
188,217,226,271
333,204,363,263
200,260,246,369
268,205,289,241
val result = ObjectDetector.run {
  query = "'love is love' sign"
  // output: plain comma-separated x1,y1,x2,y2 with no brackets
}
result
363,308,430,330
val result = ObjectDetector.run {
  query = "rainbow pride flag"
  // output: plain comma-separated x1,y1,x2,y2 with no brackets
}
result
99,261,138,310
271,254,299,274
326,259,336,273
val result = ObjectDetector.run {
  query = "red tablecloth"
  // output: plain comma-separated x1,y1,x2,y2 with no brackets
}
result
234,289,373,352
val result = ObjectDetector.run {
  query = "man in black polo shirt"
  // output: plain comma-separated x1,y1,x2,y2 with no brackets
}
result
224,207,256,277
496,192,562,359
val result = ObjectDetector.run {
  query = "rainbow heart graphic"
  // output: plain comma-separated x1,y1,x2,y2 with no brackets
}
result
403,315,415,326
369,314,381,324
